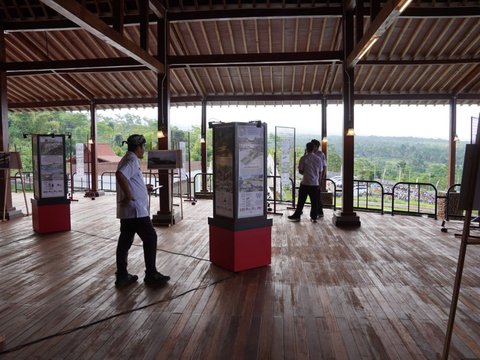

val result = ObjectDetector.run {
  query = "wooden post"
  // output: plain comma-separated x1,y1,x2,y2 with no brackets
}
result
0,28,12,217
152,17,174,226
333,2,361,227
448,96,457,188
89,101,98,193
201,98,208,192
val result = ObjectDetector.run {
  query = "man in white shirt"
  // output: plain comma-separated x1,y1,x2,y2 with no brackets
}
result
288,142,322,222
115,134,170,288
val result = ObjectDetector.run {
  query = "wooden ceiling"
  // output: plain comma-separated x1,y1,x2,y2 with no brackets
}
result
1,0,480,111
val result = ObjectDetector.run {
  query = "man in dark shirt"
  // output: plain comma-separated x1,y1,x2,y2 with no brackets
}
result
288,142,322,222
311,139,327,217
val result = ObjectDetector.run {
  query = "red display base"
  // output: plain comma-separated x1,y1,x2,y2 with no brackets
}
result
31,199,71,234
209,225,271,272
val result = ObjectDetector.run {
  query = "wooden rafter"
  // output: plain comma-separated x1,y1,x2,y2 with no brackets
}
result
346,0,412,69
149,0,166,19
39,0,164,73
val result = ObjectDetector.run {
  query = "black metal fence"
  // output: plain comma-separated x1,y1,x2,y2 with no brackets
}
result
10,171,458,219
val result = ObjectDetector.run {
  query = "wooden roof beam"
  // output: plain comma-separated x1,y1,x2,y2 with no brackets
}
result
7,93,480,110
2,6,478,32
346,0,413,69
167,7,342,22
3,57,142,73
149,0,166,19
4,54,479,77
170,51,343,67
39,0,164,73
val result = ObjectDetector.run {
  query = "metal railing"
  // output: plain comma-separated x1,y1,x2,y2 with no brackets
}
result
351,180,385,214
14,170,446,220
12,171,34,192
329,178,439,218
390,182,437,218
193,172,214,197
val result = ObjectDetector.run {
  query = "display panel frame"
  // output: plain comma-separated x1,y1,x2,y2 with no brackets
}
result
32,134,68,202
211,122,268,222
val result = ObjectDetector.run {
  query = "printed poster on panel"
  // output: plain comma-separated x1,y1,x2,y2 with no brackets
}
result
75,143,85,176
214,128,234,218
238,125,264,218
39,136,65,198
281,138,292,185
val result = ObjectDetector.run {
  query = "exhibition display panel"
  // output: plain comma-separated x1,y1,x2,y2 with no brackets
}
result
208,122,272,272
31,134,71,233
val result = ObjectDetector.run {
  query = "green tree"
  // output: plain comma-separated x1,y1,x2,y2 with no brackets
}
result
326,144,342,173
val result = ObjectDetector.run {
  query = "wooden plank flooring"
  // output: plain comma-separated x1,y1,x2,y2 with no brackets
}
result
0,193,479,359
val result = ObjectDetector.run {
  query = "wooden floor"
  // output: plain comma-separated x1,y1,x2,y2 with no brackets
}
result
0,193,479,360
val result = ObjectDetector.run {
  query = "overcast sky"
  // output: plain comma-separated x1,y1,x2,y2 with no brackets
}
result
98,104,480,141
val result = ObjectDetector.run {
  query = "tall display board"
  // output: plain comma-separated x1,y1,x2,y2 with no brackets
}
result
31,134,70,233
212,122,268,221
208,122,272,272
32,134,68,201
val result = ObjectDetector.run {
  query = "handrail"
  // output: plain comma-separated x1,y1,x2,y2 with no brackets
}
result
193,172,214,196
391,182,437,219
98,171,158,192
265,174,296,214
12,171,34,192
172,172,190,198
19,169,444,219
329,178,441,218
352,180,384,214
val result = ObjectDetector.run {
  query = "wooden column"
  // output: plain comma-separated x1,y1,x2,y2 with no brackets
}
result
152,17,175,226
321,96,328,159
201,98,208,192
356,0,364,43
448,96,457,188
0,27,12,216
333,3,361,227
89,101,98,193
0,28,22,219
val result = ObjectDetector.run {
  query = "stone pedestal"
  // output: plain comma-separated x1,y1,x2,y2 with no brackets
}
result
332,210,361,227
152,210,177,227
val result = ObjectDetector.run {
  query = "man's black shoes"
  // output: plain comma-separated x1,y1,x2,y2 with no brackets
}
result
115,273,138,288
144,272,170,286
288,215,300,222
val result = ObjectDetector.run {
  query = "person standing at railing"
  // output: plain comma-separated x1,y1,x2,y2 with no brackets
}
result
288,142,321,223
311,139,327,218
114,134,170,288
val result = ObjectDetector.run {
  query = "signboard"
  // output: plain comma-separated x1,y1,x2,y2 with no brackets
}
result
213,127,234,218
147,150,183,169
32,135,67,199
237,125,264,218
76,143,85,176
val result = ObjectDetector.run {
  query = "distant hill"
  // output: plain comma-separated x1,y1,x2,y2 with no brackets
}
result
297,134,464,164
295,134,466,190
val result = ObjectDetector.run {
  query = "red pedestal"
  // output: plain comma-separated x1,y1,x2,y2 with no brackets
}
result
31,199,71,234
209,225,271,272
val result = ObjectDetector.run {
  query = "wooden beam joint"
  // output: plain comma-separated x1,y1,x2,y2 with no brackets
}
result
39,0,164,73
